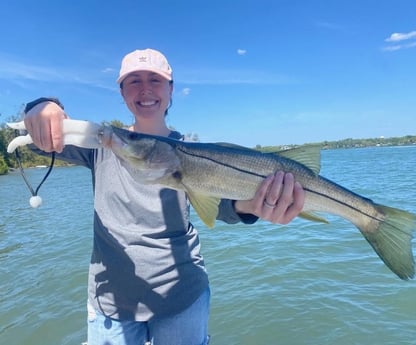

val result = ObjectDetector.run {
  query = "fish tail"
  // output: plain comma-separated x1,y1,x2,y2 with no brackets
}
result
360,204,415,280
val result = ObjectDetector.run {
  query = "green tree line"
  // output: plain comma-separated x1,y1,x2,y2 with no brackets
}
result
256,135,416,152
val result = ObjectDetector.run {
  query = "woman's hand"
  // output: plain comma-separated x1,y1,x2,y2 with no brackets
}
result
234,171,304,224
24,101,68,153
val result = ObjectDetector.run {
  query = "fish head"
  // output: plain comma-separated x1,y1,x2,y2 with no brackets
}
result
98,125,181,182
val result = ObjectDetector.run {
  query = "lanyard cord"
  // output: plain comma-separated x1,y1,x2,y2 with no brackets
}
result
14,147,55,207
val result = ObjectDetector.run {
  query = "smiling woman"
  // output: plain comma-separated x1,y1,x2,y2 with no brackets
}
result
118,49,174,136
121,71,173,122
18,47,306,345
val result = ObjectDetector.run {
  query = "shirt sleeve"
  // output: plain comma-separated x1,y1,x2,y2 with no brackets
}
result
29,144,95,169
216,199,258,225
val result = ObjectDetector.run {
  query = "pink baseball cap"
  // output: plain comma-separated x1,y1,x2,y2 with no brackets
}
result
117,48,173,84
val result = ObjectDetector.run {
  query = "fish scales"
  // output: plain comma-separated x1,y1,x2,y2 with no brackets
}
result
175,143,296,200
175,141,380,228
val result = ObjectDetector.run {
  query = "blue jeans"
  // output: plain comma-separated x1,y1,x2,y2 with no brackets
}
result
87,288,210,345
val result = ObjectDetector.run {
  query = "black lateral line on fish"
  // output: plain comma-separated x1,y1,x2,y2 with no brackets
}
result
177,147,269,179
178,145,406,234
305,187,390,226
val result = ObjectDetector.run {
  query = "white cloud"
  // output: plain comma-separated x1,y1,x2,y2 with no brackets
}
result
382,41,416,52
102,67,115,73
382,45,402,52
0,58,62,81
383,30,416,51
237,49,247,56
385,30,416,42
181,87,191,96
0,54,116,91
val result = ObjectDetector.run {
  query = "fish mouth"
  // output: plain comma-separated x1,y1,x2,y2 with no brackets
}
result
97,126,130,149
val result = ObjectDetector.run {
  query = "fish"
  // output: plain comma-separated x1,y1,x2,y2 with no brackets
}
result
7,120,415,280
99,125,415,280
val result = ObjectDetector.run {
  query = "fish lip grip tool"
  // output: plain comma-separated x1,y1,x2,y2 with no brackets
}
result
7,119,103,208
7,119,103,154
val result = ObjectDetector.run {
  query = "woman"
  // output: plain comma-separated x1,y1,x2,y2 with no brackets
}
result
24,48,304,345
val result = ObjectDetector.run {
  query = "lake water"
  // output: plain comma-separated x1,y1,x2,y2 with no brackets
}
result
1,146,416,345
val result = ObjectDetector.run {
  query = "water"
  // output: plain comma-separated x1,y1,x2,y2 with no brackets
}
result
1,146,416,345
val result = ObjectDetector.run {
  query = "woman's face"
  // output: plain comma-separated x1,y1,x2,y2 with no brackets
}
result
120,71,173,122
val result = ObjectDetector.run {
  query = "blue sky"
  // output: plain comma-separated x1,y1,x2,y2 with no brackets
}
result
0,0,415,147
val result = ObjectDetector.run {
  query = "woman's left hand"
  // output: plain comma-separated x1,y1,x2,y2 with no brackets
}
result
234,171,305,224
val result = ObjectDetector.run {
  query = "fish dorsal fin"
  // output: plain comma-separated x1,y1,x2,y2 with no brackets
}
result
215,142,258,152
277,145,321,174
186,190,221,228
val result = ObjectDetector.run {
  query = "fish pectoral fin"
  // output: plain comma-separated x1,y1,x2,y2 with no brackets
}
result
187,191,221,228
298,211,329,224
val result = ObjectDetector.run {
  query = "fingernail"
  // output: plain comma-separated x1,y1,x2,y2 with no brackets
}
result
275,171,284,179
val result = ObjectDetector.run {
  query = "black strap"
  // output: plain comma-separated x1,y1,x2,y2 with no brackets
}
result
24,97,64,114
14,147,55,198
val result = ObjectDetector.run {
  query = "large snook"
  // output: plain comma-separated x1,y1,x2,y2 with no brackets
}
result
99,126,416,280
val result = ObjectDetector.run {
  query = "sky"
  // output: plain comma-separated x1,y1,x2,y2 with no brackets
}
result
0,0,415,147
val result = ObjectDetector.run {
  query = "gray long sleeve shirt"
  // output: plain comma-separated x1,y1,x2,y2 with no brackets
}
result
43,132,257,321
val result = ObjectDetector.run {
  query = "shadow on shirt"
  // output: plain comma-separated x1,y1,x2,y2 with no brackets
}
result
91,188,208,321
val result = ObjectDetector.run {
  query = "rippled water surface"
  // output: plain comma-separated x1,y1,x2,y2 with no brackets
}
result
1,146,416,345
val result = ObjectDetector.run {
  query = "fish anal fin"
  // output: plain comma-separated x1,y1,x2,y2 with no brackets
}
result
187,190,221,228
298,211,329,224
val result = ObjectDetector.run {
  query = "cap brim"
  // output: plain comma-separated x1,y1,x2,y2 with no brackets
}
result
117,68,172,84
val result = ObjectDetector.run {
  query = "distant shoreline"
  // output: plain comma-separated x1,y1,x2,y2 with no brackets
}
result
256,135,416,151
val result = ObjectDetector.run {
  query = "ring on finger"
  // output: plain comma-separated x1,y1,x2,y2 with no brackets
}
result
263,200,277,209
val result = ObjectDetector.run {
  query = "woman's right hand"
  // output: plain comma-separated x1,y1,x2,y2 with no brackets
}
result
24,101,68,153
